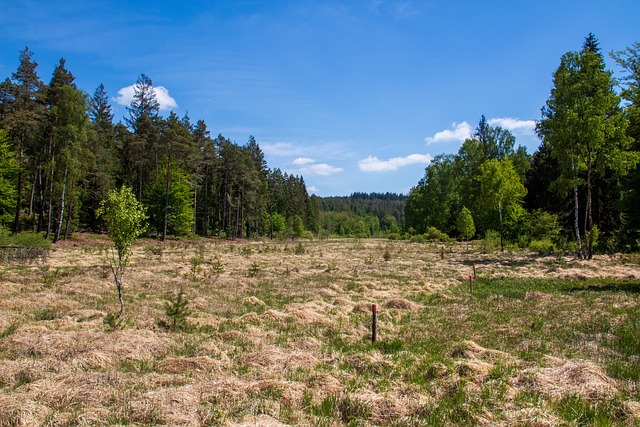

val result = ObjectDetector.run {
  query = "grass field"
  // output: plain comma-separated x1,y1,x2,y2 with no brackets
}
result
1,235,639,426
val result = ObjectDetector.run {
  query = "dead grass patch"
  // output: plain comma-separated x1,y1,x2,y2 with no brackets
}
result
1,237,639,425
516,358,619,401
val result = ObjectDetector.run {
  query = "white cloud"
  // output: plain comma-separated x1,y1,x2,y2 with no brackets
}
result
425,121,472,145
358,154,432,172
153,86,178,111
114,84,178,111
293,157,315,165
261,142,313,157
307,186,318,193
488,117,536,135
300,163,344,176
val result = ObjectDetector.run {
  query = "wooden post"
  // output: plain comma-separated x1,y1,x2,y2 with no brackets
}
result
473,263,476,280
469,275,473,295
372,304,378,343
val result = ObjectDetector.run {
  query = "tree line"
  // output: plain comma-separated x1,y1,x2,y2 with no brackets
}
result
406,34,640,256
0,48,313,240
317,192,406,237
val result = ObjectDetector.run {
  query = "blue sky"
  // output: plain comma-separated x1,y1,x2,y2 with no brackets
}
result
1,1,638,196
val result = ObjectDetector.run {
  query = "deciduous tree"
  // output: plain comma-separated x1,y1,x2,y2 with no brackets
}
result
537,34,635,258
96,186,147,318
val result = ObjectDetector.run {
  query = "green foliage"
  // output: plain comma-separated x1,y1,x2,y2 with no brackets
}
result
97,186,147,264
96,186,147,317
162,287,192,331
528,239,556,254
190,254,203,277
405,154,458,235
287,215,304,239
294,241,306,255
425,226,449,242
456,206,475,241
271,213,286,233
209,257,224,277
247,262,261,277
478,159,527,250
0,227,51,248
409,234,426,243
502,203,529,246
537,35,637,258
527,210,561,243
482,230,501,252
0,130,18,226
146,167,194,237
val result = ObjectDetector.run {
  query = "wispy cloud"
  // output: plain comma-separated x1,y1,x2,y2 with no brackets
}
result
359,154,431,172
425,121,471,145
292,157,315,165
488,117,536,135
300,163,344,176
114,84,178,111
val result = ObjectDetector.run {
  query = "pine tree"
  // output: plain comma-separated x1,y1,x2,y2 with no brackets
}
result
1,46,46,232
83,84,117,231
124,74,160,200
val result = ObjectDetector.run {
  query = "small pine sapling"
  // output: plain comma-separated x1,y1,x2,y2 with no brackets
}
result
163,287,191,331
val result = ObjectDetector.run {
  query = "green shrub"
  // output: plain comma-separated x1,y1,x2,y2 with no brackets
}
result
529,239,556,254
409,234,426,243
527,210,561,243
294,242,306,255
0,228,51,248
162,287,192,331
482,230,501,252
425,226,449,242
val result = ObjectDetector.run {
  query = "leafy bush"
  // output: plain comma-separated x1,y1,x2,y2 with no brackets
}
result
409,234,426,243
0,227,51,248
503,204,529,244
425,226,449,242
527,210,561,243
482,230,501,252
529,239,556,254
294,241,306,255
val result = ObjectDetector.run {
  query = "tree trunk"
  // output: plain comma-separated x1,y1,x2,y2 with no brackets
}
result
36,169,45,233
573,185,584,259
202,166,209,236
45,162,55,240
586,165,593,260
63,182,74,240
28,167,37,219
571,157,584,259
13,143,24,233
111,255,125,318
54,164,68,243
193,182,197,235
162,155,171,241
498,201,504,252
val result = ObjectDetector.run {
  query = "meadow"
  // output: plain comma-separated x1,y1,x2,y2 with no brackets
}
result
1,236,639,426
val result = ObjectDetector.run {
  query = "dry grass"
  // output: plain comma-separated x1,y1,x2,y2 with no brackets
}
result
1,236,639,426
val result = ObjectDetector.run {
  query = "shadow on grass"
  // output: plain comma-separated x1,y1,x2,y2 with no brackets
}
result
560,280,640,294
